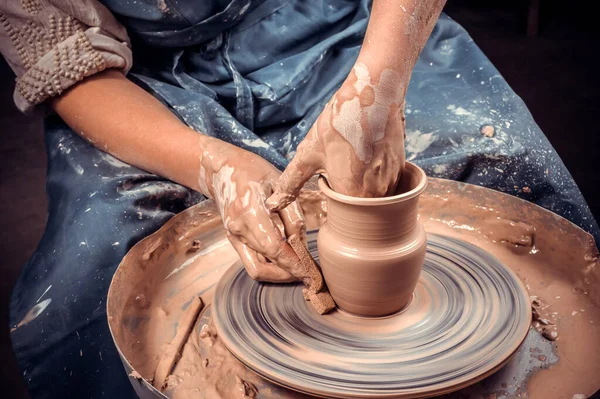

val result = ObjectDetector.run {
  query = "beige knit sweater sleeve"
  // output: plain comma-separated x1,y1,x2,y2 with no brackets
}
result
0,0,132,113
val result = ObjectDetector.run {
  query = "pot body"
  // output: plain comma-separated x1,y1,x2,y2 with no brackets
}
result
317,162,427,317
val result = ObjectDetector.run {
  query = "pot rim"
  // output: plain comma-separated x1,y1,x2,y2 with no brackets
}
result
317,162,428,206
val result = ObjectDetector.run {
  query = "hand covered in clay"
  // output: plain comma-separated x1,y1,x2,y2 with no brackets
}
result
199,137,306,282
267,62,406,211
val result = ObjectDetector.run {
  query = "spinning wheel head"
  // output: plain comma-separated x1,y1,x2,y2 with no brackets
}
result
213,234,531,398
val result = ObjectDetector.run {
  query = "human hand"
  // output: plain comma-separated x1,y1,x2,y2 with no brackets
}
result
267,62,406,211
199,137,307,282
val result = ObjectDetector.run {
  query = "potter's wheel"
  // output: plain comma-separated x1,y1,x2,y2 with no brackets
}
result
108,179,600,399
213,234,531,398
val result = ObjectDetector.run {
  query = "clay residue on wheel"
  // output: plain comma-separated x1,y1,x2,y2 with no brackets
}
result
419,181,600,398
107,201,235,381
107,179,600,399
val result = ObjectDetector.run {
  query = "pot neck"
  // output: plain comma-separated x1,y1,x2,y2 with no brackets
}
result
325,197,420,246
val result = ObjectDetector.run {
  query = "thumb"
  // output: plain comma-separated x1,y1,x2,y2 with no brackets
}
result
267,141,321,212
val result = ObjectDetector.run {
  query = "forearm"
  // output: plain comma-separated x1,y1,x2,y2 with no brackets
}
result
52,69,208,193
357,0,445,97
52,69,306,280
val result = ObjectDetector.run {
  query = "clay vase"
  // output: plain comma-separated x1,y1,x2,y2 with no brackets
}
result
317,162,428,317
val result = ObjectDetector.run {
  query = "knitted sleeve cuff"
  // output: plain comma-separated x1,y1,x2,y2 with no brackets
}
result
0,1,132,114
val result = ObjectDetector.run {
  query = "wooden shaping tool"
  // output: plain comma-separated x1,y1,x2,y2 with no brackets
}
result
288,234,336,315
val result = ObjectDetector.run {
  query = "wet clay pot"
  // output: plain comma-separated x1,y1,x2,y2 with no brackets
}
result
317,162,428,317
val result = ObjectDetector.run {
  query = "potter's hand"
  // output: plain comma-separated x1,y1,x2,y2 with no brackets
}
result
199,138,306,282
266,63,406,211
267,0,447,210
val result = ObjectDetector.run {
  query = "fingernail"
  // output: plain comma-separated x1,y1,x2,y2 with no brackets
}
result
265,198,278,212
266,193,285,211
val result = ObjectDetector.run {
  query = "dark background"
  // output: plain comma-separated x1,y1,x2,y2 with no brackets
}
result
1,1,598,398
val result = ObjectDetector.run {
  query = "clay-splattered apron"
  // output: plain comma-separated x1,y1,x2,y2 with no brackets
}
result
9,1,599,398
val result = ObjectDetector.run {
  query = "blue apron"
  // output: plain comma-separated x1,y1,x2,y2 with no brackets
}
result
9,1,599,398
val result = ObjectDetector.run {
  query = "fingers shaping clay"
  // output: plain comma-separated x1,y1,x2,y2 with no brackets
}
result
288,234,336,315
